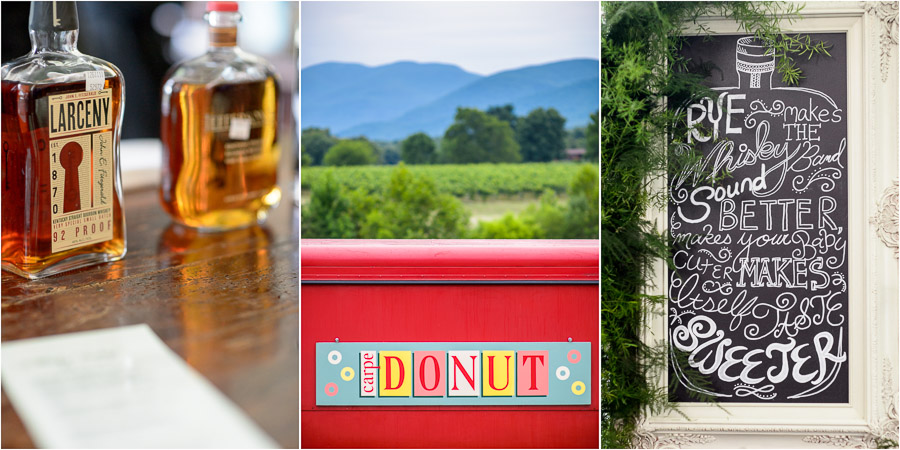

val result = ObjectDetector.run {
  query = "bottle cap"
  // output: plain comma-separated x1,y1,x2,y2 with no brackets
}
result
207,2,239,12
735,37,775,75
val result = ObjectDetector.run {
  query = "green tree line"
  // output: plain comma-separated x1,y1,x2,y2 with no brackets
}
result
301,106,600,166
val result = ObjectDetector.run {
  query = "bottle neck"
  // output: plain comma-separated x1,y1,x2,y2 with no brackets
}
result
207,10,241,51
30,29,79,53
738,70,772,90
29,1,79,53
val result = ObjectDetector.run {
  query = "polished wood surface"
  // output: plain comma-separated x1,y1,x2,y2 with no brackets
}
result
1,184,300,448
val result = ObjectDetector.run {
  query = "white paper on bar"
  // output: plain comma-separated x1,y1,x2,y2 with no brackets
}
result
1,324,279,449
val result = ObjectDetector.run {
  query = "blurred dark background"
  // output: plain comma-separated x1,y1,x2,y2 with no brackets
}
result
2,1,298,141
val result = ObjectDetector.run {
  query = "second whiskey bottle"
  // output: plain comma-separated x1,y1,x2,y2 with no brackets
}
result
160,1,281,231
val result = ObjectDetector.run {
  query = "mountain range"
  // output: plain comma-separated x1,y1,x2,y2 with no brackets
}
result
301,58,599,141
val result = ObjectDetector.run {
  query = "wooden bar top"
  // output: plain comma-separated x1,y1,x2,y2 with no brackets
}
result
1,184,300,448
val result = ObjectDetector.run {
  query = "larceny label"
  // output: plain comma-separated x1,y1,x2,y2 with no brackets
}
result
48,89,114,253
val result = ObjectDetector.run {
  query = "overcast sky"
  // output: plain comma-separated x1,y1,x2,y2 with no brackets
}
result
301,1,599,76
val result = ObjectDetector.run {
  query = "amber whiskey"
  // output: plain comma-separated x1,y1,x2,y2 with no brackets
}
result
1,1,126,279
160,1,280,231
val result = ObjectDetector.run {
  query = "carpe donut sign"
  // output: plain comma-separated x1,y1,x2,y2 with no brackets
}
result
315,342,591,405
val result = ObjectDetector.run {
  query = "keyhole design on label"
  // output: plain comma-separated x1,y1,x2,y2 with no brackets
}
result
60,141,83,213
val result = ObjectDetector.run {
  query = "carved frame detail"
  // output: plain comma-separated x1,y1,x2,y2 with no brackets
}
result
870,179,899,258
862,1,899,82
803,360,899,448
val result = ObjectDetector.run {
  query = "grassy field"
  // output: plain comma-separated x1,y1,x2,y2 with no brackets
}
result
301,162,592,198
301,162,593,227
461,194,561,226
299,190,554,225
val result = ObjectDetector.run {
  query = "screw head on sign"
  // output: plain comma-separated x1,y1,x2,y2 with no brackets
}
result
568,337,573,343
335,338,340,343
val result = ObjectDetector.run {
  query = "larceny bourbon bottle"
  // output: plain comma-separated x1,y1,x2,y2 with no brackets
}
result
160,1,280,230
1,1,126,279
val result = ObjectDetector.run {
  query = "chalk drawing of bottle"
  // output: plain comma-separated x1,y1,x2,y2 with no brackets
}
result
669,35,848,403
735,37,775,89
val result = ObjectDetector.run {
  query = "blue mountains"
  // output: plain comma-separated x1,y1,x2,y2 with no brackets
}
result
301,58,599,141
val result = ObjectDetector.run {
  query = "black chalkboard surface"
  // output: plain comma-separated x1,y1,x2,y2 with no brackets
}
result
668,34,849,403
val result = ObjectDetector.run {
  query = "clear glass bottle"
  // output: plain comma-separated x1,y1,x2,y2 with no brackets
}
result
1,1,127,279
160,1,281,231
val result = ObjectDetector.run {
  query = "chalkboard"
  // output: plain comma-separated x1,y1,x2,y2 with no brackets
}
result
667,34,848,403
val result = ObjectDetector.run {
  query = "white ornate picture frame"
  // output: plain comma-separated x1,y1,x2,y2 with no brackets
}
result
637,2,899,448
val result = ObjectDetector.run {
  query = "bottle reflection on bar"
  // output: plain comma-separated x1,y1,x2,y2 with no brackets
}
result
158,223,279,368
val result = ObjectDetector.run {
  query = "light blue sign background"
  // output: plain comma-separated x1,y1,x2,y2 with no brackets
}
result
316,342,591,405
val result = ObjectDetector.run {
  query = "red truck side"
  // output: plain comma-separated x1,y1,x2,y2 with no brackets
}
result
301,240,599,448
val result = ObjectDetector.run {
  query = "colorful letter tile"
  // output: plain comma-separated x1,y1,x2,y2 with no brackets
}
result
517,351,549,396
360,350,378,397
379,351,411,396
414,351,445,396
448,351,480,396
482,351,515,396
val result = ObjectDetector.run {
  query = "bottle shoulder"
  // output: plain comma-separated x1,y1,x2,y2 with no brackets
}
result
162,48,278,88
1,50,123,86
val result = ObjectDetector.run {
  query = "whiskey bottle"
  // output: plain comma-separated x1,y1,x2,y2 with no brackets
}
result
1,1,126,279
160,1,281,231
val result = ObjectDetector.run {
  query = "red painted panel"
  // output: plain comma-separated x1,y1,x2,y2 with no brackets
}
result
301,239,599,281
301,284,599,448
302,410,599,448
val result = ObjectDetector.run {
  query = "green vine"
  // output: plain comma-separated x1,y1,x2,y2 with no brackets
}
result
601,2,832,448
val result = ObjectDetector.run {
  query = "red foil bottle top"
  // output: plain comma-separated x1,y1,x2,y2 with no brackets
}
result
207,2,239,12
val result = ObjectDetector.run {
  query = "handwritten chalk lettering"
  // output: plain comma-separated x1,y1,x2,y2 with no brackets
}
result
686,93,747,144
672,316,846,386
668,34,847,402
736,256,830,289
677,165,767,224
784,123,821,141
782,98,844,124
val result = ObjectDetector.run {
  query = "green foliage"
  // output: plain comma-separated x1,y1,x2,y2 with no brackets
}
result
585,111,598,162
300,127,337,166
470,165,599,239
562,165,600,237
302,162,588,199
301,164,469,239
401,132,437,164
600,2,833,448
366,140,401,165
382,147,401,165
359,164,470,238
300,170,356,238
323,140,377,166
565,126,587,150
486,104,518,131
442,107,521,164
469,213,540,239
302,162,598,240
522,190,567,238
516,107,567,162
